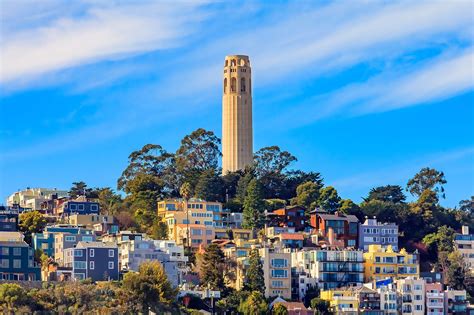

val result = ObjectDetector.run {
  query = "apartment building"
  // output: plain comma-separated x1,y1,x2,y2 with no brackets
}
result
0,232,40,281
7,188,68,211
425,282,444,315
119,239,178,286
0,206,19,232
310,211,359,247
33,225,94,257
363,244,419,282
260,247,292,299
358,217,398,251
396,277,425,315
454,225,473,274
157,198,226,227
175,224,215,248
56,198,100,216
445,289,468,315
321,286,383,315
54,232,96,265
320,289,359,315
64,241,119,281
291,248,364,290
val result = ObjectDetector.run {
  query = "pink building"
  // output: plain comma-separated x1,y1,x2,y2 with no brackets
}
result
425,283,444,315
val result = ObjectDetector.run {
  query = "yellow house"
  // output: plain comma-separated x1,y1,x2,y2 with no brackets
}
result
363,244,419,282
320,289,359,315
157,198,225,226
163,209,213,243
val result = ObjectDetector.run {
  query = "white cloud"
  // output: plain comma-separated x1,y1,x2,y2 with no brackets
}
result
0,1,210,83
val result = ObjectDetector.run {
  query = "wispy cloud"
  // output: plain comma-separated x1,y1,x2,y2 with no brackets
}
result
0,1,211,83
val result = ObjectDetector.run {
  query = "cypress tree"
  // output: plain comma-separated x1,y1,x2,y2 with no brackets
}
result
244,249,265,295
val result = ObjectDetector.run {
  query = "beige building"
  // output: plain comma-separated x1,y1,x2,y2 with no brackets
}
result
222,55,253,174
7,188,68,210
396,277,425,314
260,247,292,299
454,225,474,275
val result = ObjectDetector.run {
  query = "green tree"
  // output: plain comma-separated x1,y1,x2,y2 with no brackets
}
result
19,211,47,245
407,167,447,198
295,181,322,212
243,179,266,231
244,249,265,294
199,244,226,291
445,250,470,290
459,196,474,213
194,169,224,202
0,283,28,312
69,181,100,199
238,291,268,315
273,303,289,315
423,225,455,256
236,167,255,204
216,290,249,314
151,221,168,240
310,298,330,314
122,261,178,313
317,186,341,213
338,199,363,219
96,187,122,215
366,185,406,204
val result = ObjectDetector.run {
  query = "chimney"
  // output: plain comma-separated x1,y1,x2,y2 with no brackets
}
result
462,226,469,235
328,227,335,245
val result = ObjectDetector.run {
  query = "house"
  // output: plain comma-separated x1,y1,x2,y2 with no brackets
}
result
33,225,94,257
454,225,473,274
363,244,419,282
425,282,444,315
267,206,307,232
0,206,19,231
320,286,383,315
119,239,179,286
175,224,215,248
358,217,398,251
54,232,96,265
445,288,468,315
291,248,364,290
157,198,226,227
276,233,305,249
7,187,68,211
260,247,292,299
0,232,40,280
154,239,188,281
273,300,314,315
64,241,119,281
320,289,359,315
310,211,359,247
100,230,145,244
214,228,252,241
56,197,100,216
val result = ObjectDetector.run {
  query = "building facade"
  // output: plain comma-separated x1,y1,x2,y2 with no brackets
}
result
54,232,96,265
7,188,68,210
0,207,19,231
363,245,419,282
33,225,94,257
64,241,119,281
396,277,425,315
310,212,359,247
454,225,474,274
267,206,307,232
0,232,40,281
425,282,444,315
358,217,398,251
56,199,100,216
221,55,253,174
260,247,292,299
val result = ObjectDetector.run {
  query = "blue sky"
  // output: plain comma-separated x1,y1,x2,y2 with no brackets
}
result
1,0,473,207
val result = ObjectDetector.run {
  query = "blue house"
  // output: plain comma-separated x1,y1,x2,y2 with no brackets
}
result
0,232,40,280
57,200,100,216
33,225,94,257
64,241,119,281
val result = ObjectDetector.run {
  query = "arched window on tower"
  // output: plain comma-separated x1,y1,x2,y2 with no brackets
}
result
231,77,236,92
240,78,246,92
225,60,228,67
231,59,236,66
224,78,227,94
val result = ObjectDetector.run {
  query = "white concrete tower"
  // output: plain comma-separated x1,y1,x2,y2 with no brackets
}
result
222,55,253,174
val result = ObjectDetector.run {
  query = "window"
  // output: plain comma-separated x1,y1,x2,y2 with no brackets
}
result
375,256,381,263
74,250,83,257
348,239,356,247
13,259,21,268
240,78,246,92
231,78,236,92
271,269,288,278
108,249,115,257
0,259,8,268
90,204,98,212
205,230,213,235
272,280,284,287
191,229,202,236
224,78,227,93
82,236,93,242
74,261,86,269
13,248,21,256
1,248,8,255
271,259,287,268
90,261,95,270
65,236,76,242
70,204,77,210
90,249,95,257
108,261,114,270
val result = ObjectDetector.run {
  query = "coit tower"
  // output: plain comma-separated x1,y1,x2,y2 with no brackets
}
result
222,55,253,175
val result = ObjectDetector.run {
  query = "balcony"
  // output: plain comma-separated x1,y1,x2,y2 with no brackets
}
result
426,292,444,298
427,302,444,308
402,296,412,303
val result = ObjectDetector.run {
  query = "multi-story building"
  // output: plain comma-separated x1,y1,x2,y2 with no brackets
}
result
227,212,243,228
64,241,119,281
266,227,296,238
310,211,359,247
119,239,178,286
175,224,215,248
267,206,307,232
100,230,145,244
396,277,425,315
7,188,68,210
67,214,119,235
154,240,188,274
55,198,100,216
454,225,473,274
321,286,383,315
425,282,444,315
376,282,398,315
363,244,419,282
358,217,398,251
0,232,40,280
161,204,213,241
214,228,252,241
157,199,226,227
33,225,94,257
260,247,292,299
54,232,96,265
275,233,305,249
0,206,19,231
291,269,318,301
445,288,468,315
291,248,364,290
